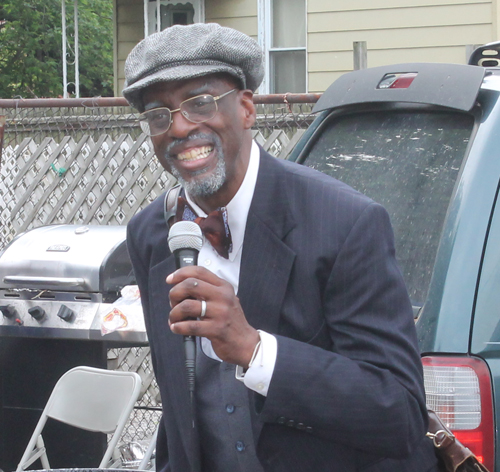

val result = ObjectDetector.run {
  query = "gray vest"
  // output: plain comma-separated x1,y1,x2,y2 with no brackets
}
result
196,344,264,472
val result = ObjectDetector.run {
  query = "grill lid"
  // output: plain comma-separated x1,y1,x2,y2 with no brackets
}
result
0,225,134,293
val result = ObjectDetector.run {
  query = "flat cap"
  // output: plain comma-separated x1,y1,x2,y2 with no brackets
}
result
122,23,265,110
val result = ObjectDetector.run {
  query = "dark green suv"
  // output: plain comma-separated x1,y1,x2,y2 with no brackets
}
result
288,45,500,471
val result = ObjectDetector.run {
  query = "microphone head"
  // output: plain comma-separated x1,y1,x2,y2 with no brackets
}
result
168,221,203,253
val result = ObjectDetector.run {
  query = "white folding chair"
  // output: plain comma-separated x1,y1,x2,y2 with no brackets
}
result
16,365,142,471
138,426,158,470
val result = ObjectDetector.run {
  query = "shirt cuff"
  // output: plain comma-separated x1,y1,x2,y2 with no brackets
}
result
235,330,277,396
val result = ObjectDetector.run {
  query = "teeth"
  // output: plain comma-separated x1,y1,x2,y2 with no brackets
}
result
177,145,213,161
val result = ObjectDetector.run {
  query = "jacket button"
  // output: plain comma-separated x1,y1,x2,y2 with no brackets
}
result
235,440,245,452
286,420,295,427
277,417,286,424
226,404,235,414
306,426,313,433
296,423,306,430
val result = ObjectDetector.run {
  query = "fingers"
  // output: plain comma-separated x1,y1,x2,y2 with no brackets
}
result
169,287,234,325
168,277,205,308
166,265,223,286
165,265,259,365
167,266,234,312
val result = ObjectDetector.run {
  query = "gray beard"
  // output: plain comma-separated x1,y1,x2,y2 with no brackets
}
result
165,133,227,198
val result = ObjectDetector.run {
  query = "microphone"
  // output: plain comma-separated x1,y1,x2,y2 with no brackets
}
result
168,221,203,401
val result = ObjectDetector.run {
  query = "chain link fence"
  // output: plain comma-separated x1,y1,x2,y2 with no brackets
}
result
0,94,319,466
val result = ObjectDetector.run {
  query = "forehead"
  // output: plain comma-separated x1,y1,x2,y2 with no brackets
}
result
141,75,234,110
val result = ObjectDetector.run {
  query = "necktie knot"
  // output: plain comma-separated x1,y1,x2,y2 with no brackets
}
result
175,196,233,259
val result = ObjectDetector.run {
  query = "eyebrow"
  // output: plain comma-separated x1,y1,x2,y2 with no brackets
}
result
187,83,212,97
143,100,164,112
143,81,217,112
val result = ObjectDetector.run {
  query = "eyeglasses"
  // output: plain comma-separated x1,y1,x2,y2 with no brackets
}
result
138,88,237,137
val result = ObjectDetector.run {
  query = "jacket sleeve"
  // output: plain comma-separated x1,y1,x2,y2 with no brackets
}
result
256,202,427,459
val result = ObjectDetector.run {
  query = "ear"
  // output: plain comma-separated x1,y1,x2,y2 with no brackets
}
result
239,90,257,130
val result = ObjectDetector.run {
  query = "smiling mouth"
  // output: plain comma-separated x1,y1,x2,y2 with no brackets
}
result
177,145,214,162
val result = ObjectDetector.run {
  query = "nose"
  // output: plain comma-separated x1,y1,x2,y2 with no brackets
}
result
167,109,199,139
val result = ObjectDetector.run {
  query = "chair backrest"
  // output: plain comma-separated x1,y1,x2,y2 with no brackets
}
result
46,366,141,433
16,366,142,471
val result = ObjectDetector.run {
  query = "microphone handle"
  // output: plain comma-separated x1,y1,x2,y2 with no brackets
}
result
173,248,199,399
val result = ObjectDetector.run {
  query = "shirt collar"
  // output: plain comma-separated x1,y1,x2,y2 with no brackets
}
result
186,140,260,261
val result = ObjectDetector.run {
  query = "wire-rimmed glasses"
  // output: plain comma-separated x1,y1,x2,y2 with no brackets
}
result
138,88,237,137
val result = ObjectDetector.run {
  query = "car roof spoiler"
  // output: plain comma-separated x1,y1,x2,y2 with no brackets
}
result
468,41,500,67
313,63,485,114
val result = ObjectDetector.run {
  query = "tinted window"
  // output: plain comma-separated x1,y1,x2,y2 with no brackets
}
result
302,111,474,307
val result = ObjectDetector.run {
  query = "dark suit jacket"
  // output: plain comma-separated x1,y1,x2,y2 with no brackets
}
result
126,148,438,472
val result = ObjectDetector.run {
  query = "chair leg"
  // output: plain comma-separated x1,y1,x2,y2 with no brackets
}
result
16,435,50,471
38,436,50,470
138,428,158,470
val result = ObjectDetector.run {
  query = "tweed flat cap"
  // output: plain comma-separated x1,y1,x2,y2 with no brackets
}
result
122,23,264,110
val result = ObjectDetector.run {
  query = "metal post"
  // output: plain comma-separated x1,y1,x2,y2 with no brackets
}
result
353,41,367,70
156,0,161,32
62,0,68,98
0,116,5,170
465,44,480,64
143,0,148,37
74,0,80,98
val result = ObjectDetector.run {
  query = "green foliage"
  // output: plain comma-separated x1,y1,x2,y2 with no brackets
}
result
0,0,113,98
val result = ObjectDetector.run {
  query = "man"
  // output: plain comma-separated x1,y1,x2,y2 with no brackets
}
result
123,23,438,472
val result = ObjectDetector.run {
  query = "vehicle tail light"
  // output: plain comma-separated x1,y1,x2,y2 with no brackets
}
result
422,356,495,471
377,72,417,89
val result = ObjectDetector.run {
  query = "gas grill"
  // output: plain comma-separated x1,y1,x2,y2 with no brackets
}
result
0,224,146,343
0,225,148,471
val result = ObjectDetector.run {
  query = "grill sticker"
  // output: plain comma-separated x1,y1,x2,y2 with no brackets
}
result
47,245,70,252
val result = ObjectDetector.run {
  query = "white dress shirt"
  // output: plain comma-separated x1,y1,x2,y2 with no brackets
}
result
185,140,277,396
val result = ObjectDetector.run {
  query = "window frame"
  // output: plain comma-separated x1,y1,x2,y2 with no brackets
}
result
144,0,205,36
258,0,308,94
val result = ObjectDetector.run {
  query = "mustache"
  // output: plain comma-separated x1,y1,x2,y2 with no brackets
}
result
165,133,217,159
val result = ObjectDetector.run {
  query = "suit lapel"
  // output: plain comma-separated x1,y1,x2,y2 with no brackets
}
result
238,149,296,334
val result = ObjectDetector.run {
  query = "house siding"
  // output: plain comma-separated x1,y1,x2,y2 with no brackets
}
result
206,0,258,39
308,0,496,92
114,0,499,96
115,0,143,96
114,0,258,96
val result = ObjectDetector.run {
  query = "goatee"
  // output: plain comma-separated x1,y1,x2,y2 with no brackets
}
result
165,133,226,198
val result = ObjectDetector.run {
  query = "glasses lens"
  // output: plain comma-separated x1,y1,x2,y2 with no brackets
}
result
140,108,171,136
182,95,217,123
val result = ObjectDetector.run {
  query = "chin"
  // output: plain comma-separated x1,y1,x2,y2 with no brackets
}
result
174,162,226,199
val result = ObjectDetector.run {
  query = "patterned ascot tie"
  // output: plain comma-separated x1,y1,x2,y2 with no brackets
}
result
175,196,233,259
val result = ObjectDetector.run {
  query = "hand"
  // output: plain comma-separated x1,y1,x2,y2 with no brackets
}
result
166,266,260,367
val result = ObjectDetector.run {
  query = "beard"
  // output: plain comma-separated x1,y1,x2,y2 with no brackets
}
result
164,133,227,198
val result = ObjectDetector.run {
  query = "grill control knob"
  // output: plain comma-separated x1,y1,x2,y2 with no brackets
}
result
28,306,46,321
57,305,75,322
0,305,17,319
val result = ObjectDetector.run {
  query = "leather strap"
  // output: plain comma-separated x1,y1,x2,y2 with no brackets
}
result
164,184,182,228
427,409,489,472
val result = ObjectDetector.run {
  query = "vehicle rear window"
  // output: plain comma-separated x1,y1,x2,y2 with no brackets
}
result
301,110,474,308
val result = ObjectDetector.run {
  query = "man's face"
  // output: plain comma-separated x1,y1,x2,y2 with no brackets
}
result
141,75,256,209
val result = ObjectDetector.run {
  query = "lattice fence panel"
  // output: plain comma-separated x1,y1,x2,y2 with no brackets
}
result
0,134,176,249
1,129,308,250
108,347,162,443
